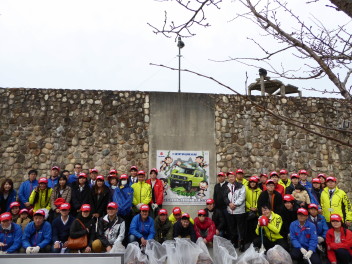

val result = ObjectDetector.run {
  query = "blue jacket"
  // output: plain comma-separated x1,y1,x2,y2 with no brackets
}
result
0,223,22,253
22,221,52,248
113,185,133,216
0,189,17,212
47,178,58,189
68,174,78,185
18,179,38,208
129,214,155,240
308,214,328,238
300,181,313,193
290,220,318,252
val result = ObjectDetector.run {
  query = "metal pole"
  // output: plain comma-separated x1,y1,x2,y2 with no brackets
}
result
178,46,181,93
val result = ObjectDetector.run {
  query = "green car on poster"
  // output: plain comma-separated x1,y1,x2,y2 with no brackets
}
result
169,167,206,192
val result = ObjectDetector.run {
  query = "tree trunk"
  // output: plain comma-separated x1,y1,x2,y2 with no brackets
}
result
330,0,352,17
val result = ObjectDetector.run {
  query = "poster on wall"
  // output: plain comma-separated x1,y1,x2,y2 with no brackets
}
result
156,150,210,205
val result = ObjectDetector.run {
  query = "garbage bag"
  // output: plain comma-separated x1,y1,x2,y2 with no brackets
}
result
124,242,149,264
237,243,269,264
145,239,167,264
163,240,178,264
213,235,238,264
266,245,292,264
175,238,203,264
110,242,125,253
196,238,213,264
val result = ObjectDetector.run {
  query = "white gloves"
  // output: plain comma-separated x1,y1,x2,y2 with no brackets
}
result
304,250,313,259
26,246,40,254
0,251,7,254
151,203,158,210
136,203,143,210
300,248,307,255
317,236,324,243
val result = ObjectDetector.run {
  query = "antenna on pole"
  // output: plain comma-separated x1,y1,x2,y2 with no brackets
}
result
177,36,185,93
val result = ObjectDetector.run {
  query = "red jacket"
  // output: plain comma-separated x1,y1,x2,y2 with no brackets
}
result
326,227,352,263
263,183,285,197
194,217,216,242
146,179,164,205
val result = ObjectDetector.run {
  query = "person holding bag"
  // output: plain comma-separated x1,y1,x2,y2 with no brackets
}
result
68,204,95,253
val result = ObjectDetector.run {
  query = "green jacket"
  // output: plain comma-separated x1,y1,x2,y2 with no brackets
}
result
29,187,52,212
154,215,173,243
321,186,352,222
132,181,152,207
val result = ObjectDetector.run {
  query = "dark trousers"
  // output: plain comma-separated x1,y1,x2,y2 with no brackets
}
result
290,248,321,264
334,248,351,264
226,212,246,245
245,215,258,244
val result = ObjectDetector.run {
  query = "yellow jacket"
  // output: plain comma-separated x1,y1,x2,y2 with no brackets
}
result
278,179,291,190
132,181,152,206
168,212,194,225
29,187,52,212
256,212,283,242
236,178,248,186
245,186,262,212
321,186,352,222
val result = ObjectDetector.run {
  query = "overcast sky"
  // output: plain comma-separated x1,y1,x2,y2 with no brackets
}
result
0,0,350,97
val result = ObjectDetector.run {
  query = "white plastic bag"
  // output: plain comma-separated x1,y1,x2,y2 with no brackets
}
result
237,243,269,264
145,239,167,264
175,238,203,264
266,245,292,264
124,242,149,264
110,242,125,253
163,240,178,264
213,235,238,264
196,237,213,264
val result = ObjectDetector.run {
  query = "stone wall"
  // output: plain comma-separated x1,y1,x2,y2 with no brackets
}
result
0,88,149,189
215,95,352,197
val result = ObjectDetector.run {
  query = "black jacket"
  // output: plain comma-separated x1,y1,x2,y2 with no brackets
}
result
96,215,125,247
173,221,196,242
69,214,97,248
71,182,91,212
213,182,228,210
204,207,225,231
89,185,111,217
257,190,284,216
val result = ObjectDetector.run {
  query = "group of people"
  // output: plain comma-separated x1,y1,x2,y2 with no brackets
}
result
0,165,352,264
212,169,352,264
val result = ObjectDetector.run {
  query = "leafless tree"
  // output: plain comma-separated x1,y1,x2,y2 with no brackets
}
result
149,0,352,100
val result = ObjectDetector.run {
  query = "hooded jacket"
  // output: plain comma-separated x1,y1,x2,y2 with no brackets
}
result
112,184,133,216
0,222,22,253
22,221,52,249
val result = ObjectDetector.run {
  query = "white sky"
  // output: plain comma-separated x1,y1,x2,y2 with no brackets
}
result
0,0,350,97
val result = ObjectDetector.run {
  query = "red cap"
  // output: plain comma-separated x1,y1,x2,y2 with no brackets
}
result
108,174,118,179
90,169,98,173
227,171,235,176
283,194,295,202
249,176,259,183
270,171,279,177
330,214,342,222
137,170,146,175
109,169,118,174
158,209,168,215
312,178,321,183
181,213,190,219
317,173,326,179
81,204,91,212
0,212,12,221
172,207,181,215
326,176,336,182
28,208,34,216
107,202,118,209
96,175,105,181
120,174,128,180
308,204,318,210
299,170,308,175
217,172,226,177
140,204,149,211
279,169,288,174
34,209,46,217
78,173,87,178
290,173,300,179
236,169,244,174
130,166,138,171
60,203,71,210
54,198,66,206
10,201,20,208
39,177,48,184
260,173,268,178
266,179,275,185
198,209,206,216
19,209,29,215
52,166,60,171
206,199,214,205
150,168,158,174
297,208,308,215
